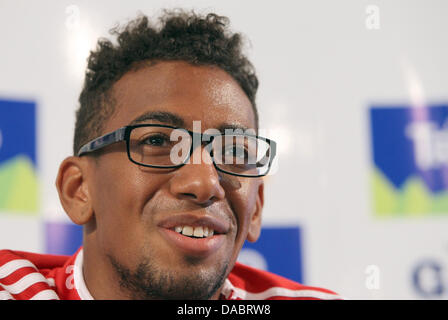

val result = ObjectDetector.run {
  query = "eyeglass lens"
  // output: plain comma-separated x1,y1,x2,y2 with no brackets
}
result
128,126,273,176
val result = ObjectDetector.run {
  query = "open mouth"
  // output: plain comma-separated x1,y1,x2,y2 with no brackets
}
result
173,225,218,238
157,214,229,257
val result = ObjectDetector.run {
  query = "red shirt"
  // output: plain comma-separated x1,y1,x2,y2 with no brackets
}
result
0,247,342,300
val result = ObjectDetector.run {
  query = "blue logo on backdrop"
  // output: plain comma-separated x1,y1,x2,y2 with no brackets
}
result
0,99,38,213
239,226,303,283
0,99,36,166
411,244,448,299
370,104,448,215
45,222,83,255
412,259,444,297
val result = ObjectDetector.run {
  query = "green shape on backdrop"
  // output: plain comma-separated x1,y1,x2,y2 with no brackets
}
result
371,167,448,216
0,155,38,214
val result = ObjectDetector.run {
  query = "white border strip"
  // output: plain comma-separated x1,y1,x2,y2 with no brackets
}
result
0,259,36,279
29,289,59,300
0,273,49,294
0,289,14,300
224,280,342,300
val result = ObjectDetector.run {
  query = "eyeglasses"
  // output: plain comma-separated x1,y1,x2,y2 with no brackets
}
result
77,124,277,177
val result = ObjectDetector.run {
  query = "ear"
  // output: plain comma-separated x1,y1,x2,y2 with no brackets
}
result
246,181,264,243
56,156,94,225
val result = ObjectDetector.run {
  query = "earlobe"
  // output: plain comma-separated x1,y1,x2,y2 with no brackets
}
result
56,156,94,225
246,181,264,243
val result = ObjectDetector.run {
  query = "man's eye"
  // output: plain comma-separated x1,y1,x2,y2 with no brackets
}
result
224,145,248,158
141,134,169,147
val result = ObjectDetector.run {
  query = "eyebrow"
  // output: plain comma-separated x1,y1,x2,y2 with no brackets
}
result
129,111,185,127
218,124,251,133
128,111,251,133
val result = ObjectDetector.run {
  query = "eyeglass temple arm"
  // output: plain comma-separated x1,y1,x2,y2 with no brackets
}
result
77,127,127,156
255,140,277,168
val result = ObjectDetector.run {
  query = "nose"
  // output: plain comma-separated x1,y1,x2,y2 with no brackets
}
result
168,146,226,205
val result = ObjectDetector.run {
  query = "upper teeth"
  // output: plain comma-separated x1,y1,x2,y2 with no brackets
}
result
174,226,214,238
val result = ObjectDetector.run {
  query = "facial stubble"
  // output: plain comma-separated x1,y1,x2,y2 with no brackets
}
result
107,250,230,300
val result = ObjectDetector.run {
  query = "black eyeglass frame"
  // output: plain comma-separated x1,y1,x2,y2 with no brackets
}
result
77,124,277,178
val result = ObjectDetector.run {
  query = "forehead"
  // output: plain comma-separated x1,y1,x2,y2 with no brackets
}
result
105,60,256,132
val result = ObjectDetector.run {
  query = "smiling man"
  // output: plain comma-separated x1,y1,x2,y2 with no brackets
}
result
0,10,341,300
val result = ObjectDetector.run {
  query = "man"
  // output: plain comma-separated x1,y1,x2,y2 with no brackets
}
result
0,10,341,300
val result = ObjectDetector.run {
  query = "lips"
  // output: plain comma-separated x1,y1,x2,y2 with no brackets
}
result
157,213,230,257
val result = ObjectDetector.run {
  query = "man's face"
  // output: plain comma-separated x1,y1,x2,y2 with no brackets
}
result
84,61,263,299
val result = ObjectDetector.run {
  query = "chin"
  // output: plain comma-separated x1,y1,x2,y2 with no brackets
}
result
108,250,231,300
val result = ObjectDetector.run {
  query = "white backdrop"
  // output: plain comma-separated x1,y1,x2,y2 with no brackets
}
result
1,0,447,299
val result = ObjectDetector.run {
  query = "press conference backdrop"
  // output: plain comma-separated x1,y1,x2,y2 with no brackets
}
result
1,0,447,299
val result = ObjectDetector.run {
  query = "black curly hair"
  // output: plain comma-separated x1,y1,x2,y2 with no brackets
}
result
73,9,259,156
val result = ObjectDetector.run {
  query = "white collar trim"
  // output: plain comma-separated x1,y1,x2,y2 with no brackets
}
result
73,249,94,300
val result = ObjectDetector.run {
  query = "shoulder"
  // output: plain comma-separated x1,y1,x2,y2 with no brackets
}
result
0,249,73,300
0,249,71,270
223,262,343,300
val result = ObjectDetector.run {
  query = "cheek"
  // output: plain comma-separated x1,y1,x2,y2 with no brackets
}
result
227,181,259,244
90,160,168,253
